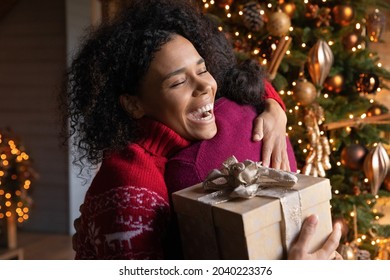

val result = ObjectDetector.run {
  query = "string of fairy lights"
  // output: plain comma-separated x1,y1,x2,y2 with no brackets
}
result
0,132,34,223
200,0,390,258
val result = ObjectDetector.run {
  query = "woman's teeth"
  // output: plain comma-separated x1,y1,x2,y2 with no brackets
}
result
189,103,214,121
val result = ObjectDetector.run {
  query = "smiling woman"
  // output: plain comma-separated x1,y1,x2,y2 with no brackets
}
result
61,0,341,260
120,35,218,141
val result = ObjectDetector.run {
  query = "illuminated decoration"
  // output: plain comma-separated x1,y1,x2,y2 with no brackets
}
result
0,129,36,224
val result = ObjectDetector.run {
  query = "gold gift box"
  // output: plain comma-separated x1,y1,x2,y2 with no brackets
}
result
172,173,333,259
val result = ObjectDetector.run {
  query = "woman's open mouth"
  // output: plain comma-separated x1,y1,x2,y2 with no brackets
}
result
187,103,214,121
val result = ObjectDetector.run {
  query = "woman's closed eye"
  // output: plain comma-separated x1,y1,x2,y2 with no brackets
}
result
170,79,186,88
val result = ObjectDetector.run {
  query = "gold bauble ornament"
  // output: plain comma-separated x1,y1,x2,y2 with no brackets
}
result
267,10,291,37
307,40,334,89
333,4,355,26
324,74,344,93
280,3,296,18
293,79,317,106
337,244,356,260
363,143,390,195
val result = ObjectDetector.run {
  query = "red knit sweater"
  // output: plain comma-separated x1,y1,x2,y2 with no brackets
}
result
73,119,190,259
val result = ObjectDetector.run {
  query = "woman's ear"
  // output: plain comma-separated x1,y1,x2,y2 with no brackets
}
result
119,94,145,119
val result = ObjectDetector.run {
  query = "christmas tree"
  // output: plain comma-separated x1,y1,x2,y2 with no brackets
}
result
199,0,390,259
0,128,35,224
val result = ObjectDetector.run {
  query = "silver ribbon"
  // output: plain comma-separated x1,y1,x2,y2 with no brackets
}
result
198,156,302,254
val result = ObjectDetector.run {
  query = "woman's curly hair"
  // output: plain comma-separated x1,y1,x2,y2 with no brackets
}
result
59,0,266,171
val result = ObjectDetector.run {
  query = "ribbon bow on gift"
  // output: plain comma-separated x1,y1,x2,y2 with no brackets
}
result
199,156,302,254
202,155,298,200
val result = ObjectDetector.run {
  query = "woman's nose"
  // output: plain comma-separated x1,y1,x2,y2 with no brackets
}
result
193,79,211,96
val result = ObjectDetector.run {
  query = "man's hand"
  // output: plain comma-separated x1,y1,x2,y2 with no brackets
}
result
288,214,343,260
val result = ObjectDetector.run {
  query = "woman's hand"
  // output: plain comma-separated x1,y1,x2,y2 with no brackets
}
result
252,98,290,170
288,215,343,260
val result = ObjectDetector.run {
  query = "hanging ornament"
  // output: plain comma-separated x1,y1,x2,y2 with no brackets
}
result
363,143,390,195
342,32,362,50
242,2,266,32
216,0,233,8
366,9,386,42
340,144,368,171
307,40,334,92
315,7,331,27
304,3,319,19
302,105,331,177
337,244,357,260
280,2,296,18
267,10,291,37
293,78,317,106
332,4,355,26
355,73,380,94
323,74,344,93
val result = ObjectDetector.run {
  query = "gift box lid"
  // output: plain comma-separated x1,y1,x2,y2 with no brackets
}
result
172,173,332,236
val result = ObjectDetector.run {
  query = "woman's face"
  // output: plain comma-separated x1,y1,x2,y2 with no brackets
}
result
137,35,218,141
